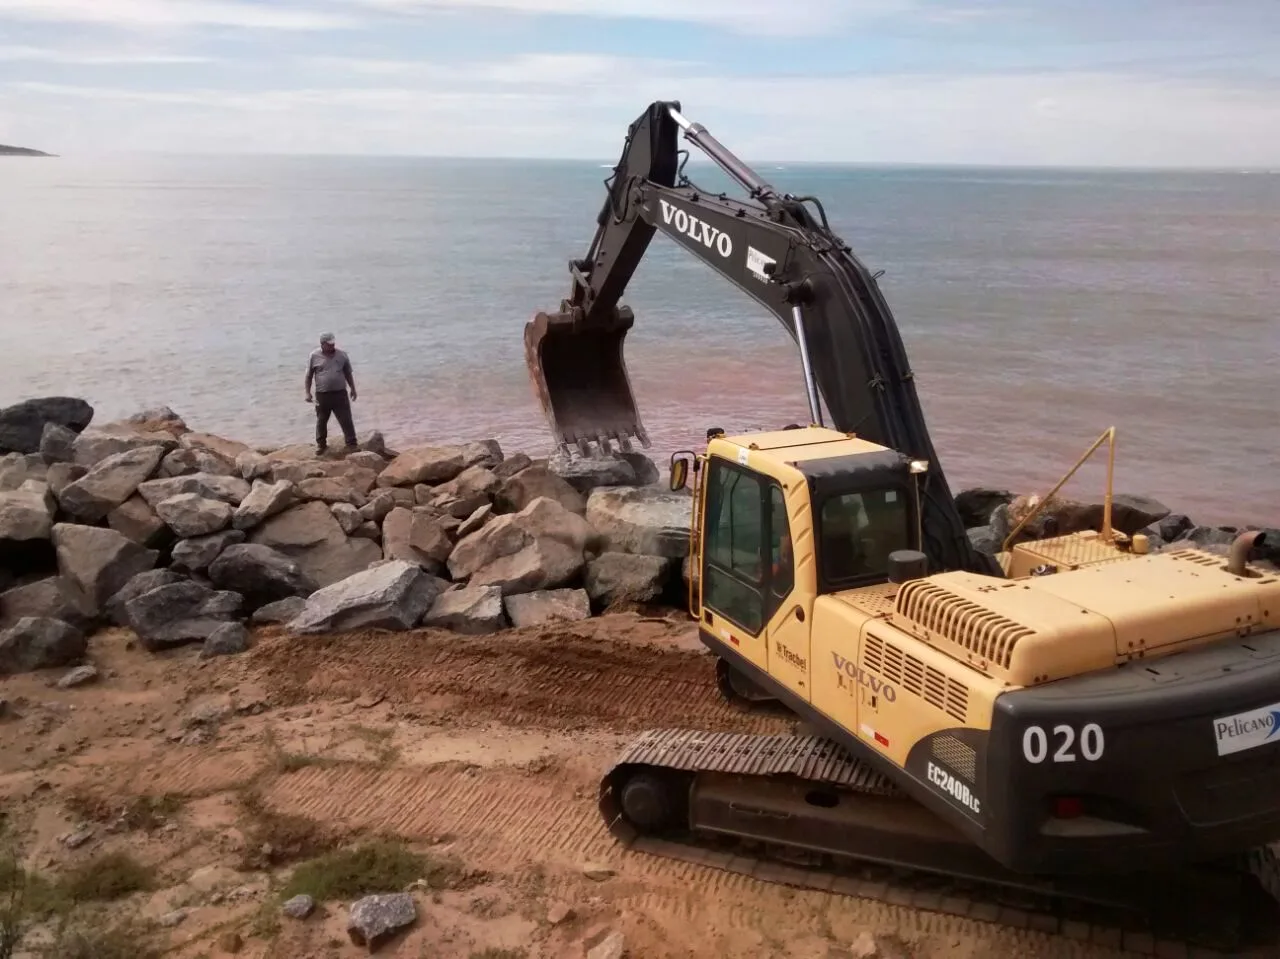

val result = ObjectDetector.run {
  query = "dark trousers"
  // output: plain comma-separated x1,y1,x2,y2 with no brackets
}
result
315,389,357,449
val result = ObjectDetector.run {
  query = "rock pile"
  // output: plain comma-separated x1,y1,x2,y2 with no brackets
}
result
0,397,692,673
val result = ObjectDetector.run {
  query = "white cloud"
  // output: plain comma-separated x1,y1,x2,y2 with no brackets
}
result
0,0,355,30
0,44,212,64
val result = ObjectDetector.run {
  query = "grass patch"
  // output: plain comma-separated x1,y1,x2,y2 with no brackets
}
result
234,792,337,872
42,919,162,959
280,838,471,902
58,851,153,903
65,791,184,833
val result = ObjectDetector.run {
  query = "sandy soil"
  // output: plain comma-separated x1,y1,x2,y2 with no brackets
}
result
0,610,1157,958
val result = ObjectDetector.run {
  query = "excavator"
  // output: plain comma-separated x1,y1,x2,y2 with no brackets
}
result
523,100,1280,953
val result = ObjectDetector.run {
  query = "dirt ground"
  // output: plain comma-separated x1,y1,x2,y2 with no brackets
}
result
0,610,1150,958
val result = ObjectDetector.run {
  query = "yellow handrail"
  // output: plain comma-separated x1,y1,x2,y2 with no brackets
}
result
1001,426,1118,553
686,454,706,618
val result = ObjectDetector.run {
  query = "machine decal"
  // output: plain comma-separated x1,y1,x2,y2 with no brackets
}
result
775,641,806,671
746,246,775,282
860,723,890,748
658,199,734,259
927,760,981,814
1021,723,1105,764
831,652,898,702
1212,701,1280,757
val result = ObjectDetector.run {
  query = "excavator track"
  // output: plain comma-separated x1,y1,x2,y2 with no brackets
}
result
598,728,1280,957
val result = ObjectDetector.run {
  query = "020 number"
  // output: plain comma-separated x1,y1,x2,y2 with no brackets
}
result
1022,723,1104,764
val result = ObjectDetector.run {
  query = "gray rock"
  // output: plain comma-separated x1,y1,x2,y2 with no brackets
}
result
0,453,49,491
298,477,365,507
359,488,397,524
0,576,97,631
0,617,86,674
289,560,447,634
39,422,78,464
282,893,315,919
585,553,672,607
496,463,585,515
954,488,1015,529
586,486,692,558
587,931,626,959
346,450,387,472
247,500,382,588
124,405,186,431
178,431,250,462
250,596,307,625
58,445,166,522
159,446,237,478
1159,513,1195,542
137,471,250,509
155,493,233,538
492,452,533,480
619,452,660,486
381,507,452,573
123,581,243,651
71,428,177,468
57,664,99,688
233,478,298,531
456,503,492,539
504,588,592,628
376,445,467,488
331,502,363,535
548,450,637,493
45,461,86,499
0,481,55,542
353,521,381,542
200,622,250,658
103,569,186,627
0,397,93,455
460,438,503,469
422,584,507,634
966,525,1001,556
52,523,159,611
171,529,246,574
106,495,169,547
236,449,272,482
207,543,318,608
347,892,417,950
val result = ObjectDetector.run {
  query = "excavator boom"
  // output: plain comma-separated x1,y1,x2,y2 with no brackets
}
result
524,100,996,577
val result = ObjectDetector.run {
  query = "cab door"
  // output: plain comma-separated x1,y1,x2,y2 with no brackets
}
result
762,482,812,703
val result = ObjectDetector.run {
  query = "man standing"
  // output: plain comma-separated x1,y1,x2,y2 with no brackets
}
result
305,332,358,455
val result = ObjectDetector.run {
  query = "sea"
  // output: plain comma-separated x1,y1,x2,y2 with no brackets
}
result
2,156,1276,528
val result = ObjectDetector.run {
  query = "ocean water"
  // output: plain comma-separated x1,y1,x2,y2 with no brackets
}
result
2,156,1276,527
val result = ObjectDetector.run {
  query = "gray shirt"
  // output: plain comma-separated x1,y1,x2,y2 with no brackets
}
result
308,348,352,393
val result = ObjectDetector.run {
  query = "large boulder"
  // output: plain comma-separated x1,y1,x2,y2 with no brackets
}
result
381,507,452,574
0,454,48,492
247,501,381,587
547,451,637,494
39,422,78,464
422,584,506,634
159,446,237,478
0,481,56,543
103,569,186,626
207,543,318,608
71,428,178,469
447,496,594,596
289,560,448,634
0,397,93,455
1003,492,1171,541
179,431,250,463
495,464,585,515
58,445,166,522
0,576,97,632
296,477,365,507
585,486,692,558
154,493,233,538
0,617,87,674
376,446,466,488
137,472,250,509
503,587,591,628
51,523,158,611
584,552,673,607
347,892,417,950
122,581,244,651
954,488,1014,529
233,479,298,530
171,529,246,574
106,495,170,548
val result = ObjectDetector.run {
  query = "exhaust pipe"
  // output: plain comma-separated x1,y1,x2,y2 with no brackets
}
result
1228,530,1268,577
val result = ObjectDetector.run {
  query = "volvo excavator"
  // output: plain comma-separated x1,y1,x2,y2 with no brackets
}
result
522,100,1280,953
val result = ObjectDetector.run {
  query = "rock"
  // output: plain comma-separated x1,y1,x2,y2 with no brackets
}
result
548,450,637,493
850,931,880,959
200,622,250,658
0,481,55,543
0,397,93,454
586,486,691,558
346,892,417,950
103,568,186,627
954,487,1014,529
282,893,315,919
456,503,492,539
179,431,250,462
250,596,306,625
346,450,387,472
123,581,243,651
137,472,249,509
207,543,318,608
232,479,298,531
585,553,672,607
435,464,501,500
236,449,271,482
581,862,615,881
289,560,448,634
0,617,86,674
620,451,660,486
45,461,86,499
106,495,169,547
460,438,503,469
422,584,506,634
331,502,363,535
448,496,593,595
159,446,237,478
218,931,244,953
353,521,381,542
587,931,626,959
1159,513,1195,542
1178,526,1238,548
504,587,591,627
171,529,246,574
360,489,397,524
546,902,574,925
493,452,532,480
247,501,382,588
52,523,158,610
71,428,177,468
56,664,99,688
0,576,97,631
124,405,187,434
155,492,233,538
496,463,585,515
381,507,452,573
39,422,78,464
298,477,365,507
0,453,48,491
376,446,466,488
966,525,1001,556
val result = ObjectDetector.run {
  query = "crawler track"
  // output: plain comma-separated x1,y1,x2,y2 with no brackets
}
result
598,729,1280,958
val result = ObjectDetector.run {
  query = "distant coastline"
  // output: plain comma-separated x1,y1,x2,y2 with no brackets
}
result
0,144,53,157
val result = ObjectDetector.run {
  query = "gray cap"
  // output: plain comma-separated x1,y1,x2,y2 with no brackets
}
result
319,332,335,343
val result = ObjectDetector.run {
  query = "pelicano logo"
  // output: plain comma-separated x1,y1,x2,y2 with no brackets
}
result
1213,703,1280,757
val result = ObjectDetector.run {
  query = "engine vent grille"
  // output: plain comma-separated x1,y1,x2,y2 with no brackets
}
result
894,579,1034,669
864,632,969,723
931,735,977,782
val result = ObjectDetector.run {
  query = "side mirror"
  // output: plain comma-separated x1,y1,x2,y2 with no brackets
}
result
670,451,694,491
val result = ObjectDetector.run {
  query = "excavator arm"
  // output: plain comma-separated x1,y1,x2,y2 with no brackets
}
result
524,100,999,577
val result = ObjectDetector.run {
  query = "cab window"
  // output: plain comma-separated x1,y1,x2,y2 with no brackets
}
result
818,488,911,586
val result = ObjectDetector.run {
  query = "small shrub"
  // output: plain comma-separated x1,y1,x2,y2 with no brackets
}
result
58,852,153,902
280,839,442,902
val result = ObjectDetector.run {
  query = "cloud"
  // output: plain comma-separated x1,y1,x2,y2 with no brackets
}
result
0,44,212,64
0,0,355,30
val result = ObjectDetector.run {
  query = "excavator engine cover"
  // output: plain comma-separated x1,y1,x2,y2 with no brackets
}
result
524,305,650,455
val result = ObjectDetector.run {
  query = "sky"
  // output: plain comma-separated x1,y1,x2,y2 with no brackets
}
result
0,0,1277,165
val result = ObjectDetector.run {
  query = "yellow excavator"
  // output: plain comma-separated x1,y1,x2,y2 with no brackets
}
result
523,100,1280,953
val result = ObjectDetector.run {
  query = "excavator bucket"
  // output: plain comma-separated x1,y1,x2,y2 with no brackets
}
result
524,307,650,456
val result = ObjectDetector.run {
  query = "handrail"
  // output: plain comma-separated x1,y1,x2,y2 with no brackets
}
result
1001,427,1118,553
686,454,707,618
